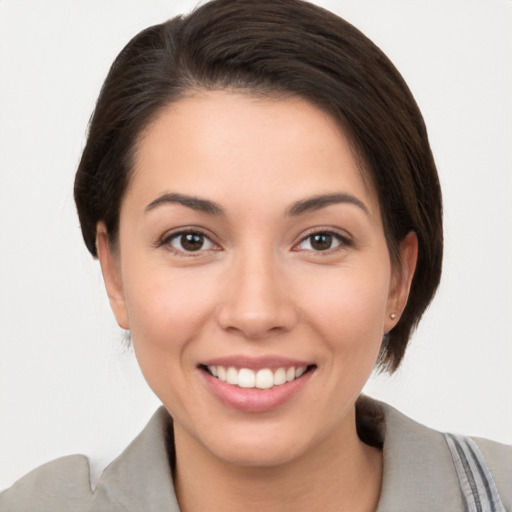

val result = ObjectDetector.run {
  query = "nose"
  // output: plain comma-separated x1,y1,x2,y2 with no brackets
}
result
216,251,299,340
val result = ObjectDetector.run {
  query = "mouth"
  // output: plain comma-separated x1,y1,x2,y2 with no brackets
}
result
199,364,317,390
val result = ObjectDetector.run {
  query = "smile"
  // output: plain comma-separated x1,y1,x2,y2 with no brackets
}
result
199,360,316,412
204,365,310,389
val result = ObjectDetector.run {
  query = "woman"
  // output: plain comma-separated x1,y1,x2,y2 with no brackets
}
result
1,0,510,510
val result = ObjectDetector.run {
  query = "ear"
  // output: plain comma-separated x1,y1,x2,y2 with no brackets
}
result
385,231,418,332
96,222,130,330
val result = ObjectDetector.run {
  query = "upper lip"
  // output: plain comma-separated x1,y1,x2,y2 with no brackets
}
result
199,355,314,371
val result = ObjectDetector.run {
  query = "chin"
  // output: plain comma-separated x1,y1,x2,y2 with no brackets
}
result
214,440,303,468
197,420,319,468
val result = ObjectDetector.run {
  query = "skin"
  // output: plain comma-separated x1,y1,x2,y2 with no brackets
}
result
97,91,417,511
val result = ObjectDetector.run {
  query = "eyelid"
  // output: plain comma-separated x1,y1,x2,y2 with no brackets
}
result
155,226,352,255
293,227,353,252
157,226,221,255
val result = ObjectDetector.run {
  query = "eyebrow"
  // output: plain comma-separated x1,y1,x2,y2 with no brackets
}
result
287,193,369,216
144,191,369,218
145,192,225,216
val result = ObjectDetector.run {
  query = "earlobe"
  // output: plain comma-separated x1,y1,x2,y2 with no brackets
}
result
96,223,130,330
385,232,418,331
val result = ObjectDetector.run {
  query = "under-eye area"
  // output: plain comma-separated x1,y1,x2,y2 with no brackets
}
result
199,364,317,389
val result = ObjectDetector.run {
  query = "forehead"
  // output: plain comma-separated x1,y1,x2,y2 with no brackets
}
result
127,91,379,217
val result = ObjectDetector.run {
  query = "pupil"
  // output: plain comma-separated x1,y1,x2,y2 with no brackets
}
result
311,233,332,250
181,233,203,251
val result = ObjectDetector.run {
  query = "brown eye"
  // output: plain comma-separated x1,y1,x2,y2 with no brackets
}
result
168,232,214,252
296,231,348,252
310,233,333,250
181,233,204,251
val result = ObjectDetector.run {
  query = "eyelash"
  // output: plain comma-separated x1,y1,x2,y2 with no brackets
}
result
157,228,352,256
294,229,352,254
158,229,219,256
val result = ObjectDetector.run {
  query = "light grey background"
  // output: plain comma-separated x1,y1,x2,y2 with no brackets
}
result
1,0,511,491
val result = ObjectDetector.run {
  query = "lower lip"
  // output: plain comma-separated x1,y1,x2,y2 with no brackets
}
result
200,369,314,413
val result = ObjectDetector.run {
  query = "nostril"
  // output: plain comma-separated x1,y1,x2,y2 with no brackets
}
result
216,302,299,340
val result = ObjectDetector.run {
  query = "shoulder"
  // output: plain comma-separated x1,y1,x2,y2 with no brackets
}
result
471,435,512,506
0,408,180,512
370,397,512,512
0,455,92,512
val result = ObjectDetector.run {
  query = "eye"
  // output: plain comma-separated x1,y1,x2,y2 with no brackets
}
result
296,231,348,252
166,231,215,253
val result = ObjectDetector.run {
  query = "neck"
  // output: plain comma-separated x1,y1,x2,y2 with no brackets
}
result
173,408,382,512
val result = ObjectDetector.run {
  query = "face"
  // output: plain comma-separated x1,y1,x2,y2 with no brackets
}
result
98,91,416,467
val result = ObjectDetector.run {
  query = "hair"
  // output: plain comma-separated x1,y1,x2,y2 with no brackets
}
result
74,0,443,372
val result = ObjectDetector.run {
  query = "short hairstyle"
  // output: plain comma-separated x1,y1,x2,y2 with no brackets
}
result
74,0,443,372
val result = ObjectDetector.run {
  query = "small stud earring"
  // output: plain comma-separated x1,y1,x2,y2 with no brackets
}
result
390,313,398,320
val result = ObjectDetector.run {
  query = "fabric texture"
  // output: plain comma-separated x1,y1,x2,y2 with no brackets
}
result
1,398,510,512
444,433,506,512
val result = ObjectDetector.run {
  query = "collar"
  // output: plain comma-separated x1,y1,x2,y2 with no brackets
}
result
376,400,461,511
91,407,180,511
91,399,462,511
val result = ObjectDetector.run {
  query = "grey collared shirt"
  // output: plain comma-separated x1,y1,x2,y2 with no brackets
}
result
1,399,510,511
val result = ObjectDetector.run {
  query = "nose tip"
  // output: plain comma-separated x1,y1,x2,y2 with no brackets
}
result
218,309,287,340
216,260,298,340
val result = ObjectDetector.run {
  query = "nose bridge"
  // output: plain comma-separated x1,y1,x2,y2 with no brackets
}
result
216,243,297,339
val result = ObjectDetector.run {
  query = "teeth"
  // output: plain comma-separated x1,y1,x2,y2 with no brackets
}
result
295,366,306,378
206,365,309,389
273,367,287,385
226,367,238,385
238,368,255,388
217,366,227,382
255,369,274,389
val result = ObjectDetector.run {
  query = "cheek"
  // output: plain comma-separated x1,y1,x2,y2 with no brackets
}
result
120,270,220,412
121,267,218,368
300,265,391,356
128,275,211,332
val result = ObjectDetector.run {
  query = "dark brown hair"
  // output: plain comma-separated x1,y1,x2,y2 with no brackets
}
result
74,0,443,372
